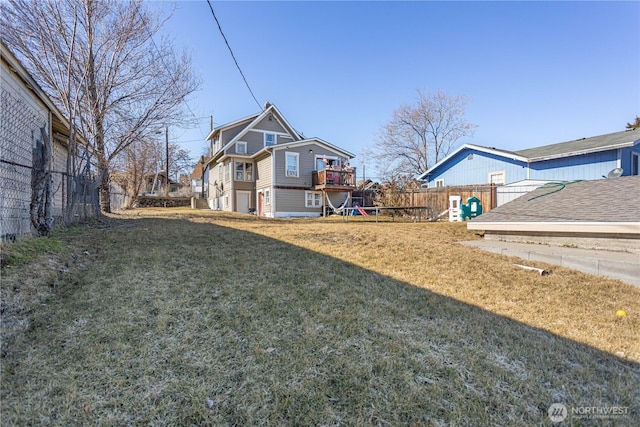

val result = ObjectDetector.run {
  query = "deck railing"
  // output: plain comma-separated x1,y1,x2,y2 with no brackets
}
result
312,167,357,188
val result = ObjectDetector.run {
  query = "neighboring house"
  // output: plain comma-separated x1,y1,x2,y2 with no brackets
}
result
190,155,209,199
1,41,73,239
418,128,640,188
205,103,356,217
467,176,640,252
142,171,185,196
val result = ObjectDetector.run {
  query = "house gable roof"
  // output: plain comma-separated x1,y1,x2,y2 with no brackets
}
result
417,143,527,180
418,128,640,181
514,128,640,161
206,104,304,166
268,138,355,159
206,104,301,144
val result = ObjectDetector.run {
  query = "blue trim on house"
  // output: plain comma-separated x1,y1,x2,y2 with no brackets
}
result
420,134,640,187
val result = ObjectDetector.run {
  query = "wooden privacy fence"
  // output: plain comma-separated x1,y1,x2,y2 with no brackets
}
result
424,185,497,217
377,185,497,220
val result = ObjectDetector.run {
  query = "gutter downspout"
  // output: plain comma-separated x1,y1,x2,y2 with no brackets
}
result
268,146,275,217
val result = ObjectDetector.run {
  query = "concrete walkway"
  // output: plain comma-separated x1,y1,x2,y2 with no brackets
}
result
460,240,640,287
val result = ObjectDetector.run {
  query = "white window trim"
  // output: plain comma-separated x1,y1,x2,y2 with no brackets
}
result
285,151,299,178
236,141,247,154
234,161,253,182
264,189,271,205
264,133,276,147
305,191,322,208
435,179,444,188
488,170,506,185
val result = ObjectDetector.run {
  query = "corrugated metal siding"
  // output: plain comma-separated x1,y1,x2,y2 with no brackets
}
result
429,149,527,186
528,150,618,181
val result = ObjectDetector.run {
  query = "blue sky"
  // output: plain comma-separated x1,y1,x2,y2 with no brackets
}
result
152,0,639,179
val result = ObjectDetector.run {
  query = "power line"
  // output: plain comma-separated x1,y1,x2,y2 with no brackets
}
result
206,0,262,110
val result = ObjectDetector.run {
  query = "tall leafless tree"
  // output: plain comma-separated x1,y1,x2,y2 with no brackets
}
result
1,0,200,212
373,89,476,181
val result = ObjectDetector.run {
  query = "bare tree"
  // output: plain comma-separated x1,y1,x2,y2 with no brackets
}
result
1,0,200,212
373,89,476,181
112,139,159,207
168,145,195,182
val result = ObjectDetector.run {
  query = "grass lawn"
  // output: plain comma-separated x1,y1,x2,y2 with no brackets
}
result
1,208,638,425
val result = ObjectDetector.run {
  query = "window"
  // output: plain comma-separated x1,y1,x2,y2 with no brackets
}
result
305,191,322,208
224,161,230,182
235,162,253,181
435,179,444,187
285,152,299,177
218,163,222,182
316,156,341,171
264,133,276,147
264,189,271,205
632,153,639,176
488,170,506,185
236,141,247,154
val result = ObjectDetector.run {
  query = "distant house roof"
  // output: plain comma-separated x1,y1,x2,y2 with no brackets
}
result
514,128,640,161
191,156,210,179
418,128,640,180
467,176,640,236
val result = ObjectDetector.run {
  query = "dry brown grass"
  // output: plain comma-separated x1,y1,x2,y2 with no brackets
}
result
1,207,638,425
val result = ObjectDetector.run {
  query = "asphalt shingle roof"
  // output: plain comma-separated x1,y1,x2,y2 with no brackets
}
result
471,176,640,223
514,128,640,161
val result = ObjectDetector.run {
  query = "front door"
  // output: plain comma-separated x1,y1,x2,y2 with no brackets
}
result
258,192,263,216
236,191,250,213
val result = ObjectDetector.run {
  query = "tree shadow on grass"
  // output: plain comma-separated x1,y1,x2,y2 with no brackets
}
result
2,216,638,426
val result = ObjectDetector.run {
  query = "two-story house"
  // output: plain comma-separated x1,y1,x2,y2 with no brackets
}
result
204,103,356,217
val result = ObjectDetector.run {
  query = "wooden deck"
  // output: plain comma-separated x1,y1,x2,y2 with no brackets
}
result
312,168,357,191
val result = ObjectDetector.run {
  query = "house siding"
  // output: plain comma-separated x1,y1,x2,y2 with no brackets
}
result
274,146,316,188
220,121,251,146
274,189,350,217
619,144,640,176
254,116,289,134
427,148,527,187
255,156,272,187
528,150,619,181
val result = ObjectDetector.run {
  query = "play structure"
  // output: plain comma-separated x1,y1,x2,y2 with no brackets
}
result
325,193,433,222
448,195,483,221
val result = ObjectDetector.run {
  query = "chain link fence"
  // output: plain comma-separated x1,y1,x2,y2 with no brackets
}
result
1,82,100,241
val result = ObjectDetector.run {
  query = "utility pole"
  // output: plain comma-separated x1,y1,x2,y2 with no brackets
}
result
165,125,169,196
